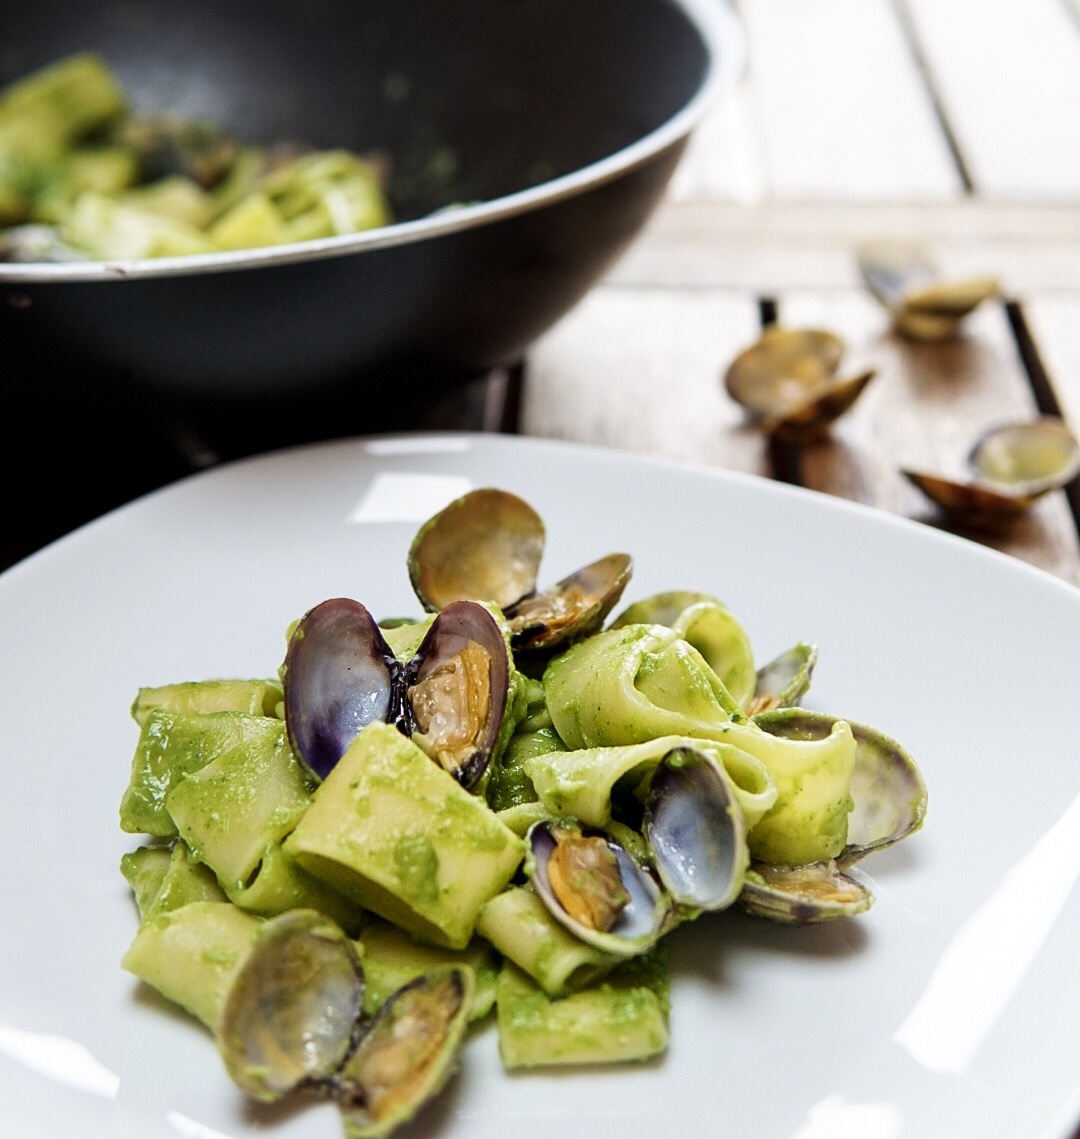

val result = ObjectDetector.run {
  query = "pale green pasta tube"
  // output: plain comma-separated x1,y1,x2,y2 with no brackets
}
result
120,710,284,837
121,842,227,920
285,721,524,949
613,592,757,710
165,723,311,891
495,954,669,1069
717,718,858,865
525,733,777,831
121,900,262,1029
224,841,361,933
543,623,745,750
476,886,619,996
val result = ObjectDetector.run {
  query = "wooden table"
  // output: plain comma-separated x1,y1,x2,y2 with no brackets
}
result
515,0,1080,586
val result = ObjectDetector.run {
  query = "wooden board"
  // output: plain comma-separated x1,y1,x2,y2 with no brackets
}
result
732,0,963,200
905,0,1080,198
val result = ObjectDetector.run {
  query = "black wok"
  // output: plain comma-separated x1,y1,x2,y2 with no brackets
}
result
1,0,741,440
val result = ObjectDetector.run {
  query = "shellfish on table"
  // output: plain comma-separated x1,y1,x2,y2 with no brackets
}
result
857,238,1000,341
723,326,876,441
903,417,1080,525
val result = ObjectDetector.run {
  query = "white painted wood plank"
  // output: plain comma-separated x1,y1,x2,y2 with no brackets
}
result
669,76,769,204
522,287,768,474
736,0,962,201
612,201,1080,292
905,0,1080,198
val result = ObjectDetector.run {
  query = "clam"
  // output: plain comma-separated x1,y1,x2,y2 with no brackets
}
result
738,708,926,923
642,746,748,913
739,861,873,924
283,598,401,781
402,599,512,787
903,417,1080,524
336,966,474,1139
858,239,1000,340
745,642,818,716
526,818,671,956
968,417,1080,496
508,552,633,653
723,326,875,441
216,909,366,1101
283,596,511,788
408,487,544,614
408,487,632,654
216,909,473,1138
754,707,927,863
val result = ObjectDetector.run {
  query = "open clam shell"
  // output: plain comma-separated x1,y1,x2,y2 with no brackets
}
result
746,642,818,716
216,909,366,1101
904,417,1080,524
283,598,401,781
739,861,873,924
968,417,1080,497
408,487,632,654
642,746,748,913
408,487,545,613
403,599,512,788
526,818,671,957
508,552,633,654
336,966,474,1139
284,596,511,788
858,239,999,341
723,326,874,440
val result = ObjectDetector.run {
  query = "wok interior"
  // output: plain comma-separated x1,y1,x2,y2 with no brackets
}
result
2,0,711,221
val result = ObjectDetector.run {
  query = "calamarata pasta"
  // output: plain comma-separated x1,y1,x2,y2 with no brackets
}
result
118,487,927,1138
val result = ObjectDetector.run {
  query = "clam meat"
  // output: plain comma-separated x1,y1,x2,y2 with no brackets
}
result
336,966,474,1139
527,818,671,956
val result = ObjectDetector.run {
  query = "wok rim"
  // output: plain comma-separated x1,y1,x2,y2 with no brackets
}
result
0,0,746,284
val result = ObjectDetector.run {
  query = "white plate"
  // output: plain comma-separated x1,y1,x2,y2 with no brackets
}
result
2,431,1080,1139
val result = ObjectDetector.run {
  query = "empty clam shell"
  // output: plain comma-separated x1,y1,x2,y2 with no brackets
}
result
858,239,999,341
968,417,1080,497
642,746,748,914
745,642,818,716
723,326,874,440
903,417,1080,523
